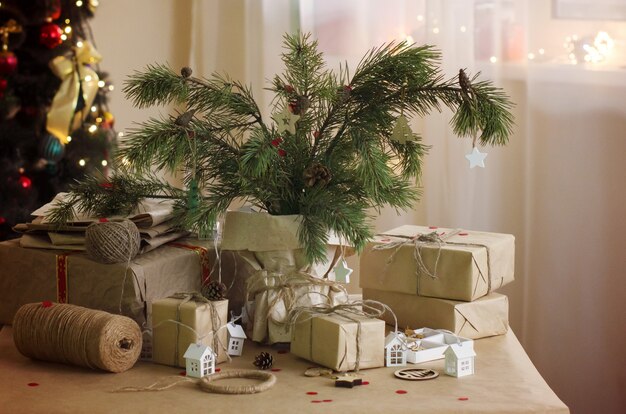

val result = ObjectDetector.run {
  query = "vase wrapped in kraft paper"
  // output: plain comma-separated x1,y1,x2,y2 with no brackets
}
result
363,288,509,339
360,225,515,302
152,295,229,367
220,210,350,344
290,311,385,372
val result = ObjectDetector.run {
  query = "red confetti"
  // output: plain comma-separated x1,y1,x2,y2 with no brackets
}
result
179,371,186,376
278,149,287,157
428,226,438,229
215,368,221,372
343,85,352,92
41,301,53,308
323,399,333,402
380,238,391,243
459,232,468,236
311,400,322,403
362,381,370,385
396,390,408,394
98,218,109,223
271,137,283,147
27,383,39,387
277,349,288,354
306,391,318,395
99,182,113,189
271,368,282,372
458,397,469,401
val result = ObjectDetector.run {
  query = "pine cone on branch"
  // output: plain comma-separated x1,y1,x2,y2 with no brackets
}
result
303,163,331,188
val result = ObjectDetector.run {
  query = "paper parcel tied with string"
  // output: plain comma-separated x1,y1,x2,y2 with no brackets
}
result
360,225,515,302
151,296,229,368
220,210,351,344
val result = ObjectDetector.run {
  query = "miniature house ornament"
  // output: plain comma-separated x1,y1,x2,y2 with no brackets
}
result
385,332,407,367
183,343,216,378
226,322,247,356
444,343,476,377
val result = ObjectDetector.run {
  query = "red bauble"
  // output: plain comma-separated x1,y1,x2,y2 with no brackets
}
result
0,78,7,92
40,23,63,49
0,52,18,75
18,175,32,189
50,0,62,20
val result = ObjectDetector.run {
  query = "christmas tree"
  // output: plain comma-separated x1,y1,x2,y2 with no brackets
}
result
0,0,115,240
49,33,513,263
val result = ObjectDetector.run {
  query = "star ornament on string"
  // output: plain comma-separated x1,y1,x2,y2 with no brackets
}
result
333,259,353,283
272,106,300,135
465,147,488,169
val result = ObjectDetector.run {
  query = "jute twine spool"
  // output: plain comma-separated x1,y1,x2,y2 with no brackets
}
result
13,302,142,373
85,219,141,264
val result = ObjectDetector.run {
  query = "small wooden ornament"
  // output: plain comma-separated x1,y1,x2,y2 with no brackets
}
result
394,368,439,381
391,115,414,144
272,106,300,135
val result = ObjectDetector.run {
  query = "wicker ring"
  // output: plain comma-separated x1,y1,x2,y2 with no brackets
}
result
198,370,276,394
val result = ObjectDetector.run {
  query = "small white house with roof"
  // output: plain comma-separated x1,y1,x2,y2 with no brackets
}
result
183,343,216,378
384,332,407,367
444,343,476,377
226,322,247,356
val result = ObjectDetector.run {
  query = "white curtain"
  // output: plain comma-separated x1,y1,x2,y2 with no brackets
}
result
186,1,626,412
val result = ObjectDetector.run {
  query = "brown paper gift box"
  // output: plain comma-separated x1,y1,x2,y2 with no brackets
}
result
360,225,515,301
151,297,228,367
290,311,385,371
363,288,509,339
0,238,214,326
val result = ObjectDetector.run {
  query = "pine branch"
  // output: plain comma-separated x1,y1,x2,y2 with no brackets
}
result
123,64,188,108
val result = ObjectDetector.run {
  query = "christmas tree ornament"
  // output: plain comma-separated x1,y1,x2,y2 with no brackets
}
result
391,115,414,144
47,40,102,143
0,51,18,75
85,219,141,264
202,280,227,301
0,78,7,93
49,0,62,20
39,133,65,162
18,175,32,189
39,22,63,49
465,146,488,169
253,351,273,370
272,106,299,135
333,258,353,283
303,163,331,187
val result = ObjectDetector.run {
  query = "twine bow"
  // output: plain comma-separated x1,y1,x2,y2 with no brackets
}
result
47,41,102,144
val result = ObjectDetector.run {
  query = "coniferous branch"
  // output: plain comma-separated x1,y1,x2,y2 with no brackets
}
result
123,64,188,108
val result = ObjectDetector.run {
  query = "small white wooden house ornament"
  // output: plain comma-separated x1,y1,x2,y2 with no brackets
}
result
183,343,216,378
444,343,476,377
226,322,247,356
384,332,407,367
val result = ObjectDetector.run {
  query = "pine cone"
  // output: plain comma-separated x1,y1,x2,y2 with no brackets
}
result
303,163,331,188
181,67,193,78
253,352,273,370
202,280,227,301
175,109,196,127
458,69,471,96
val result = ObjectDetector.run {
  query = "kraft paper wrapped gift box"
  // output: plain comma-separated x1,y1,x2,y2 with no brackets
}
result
363,288,509,339
0,238,214,327
360,225,515,301
290,311,385,371
151,296,229,367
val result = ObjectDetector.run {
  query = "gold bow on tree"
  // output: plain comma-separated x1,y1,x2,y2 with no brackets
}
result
47,41,102,144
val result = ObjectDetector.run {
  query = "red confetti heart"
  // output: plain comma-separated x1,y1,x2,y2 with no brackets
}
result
271,368,281,372
362,381,370,385
215,368,221,372
323,399,333,402
41,301,53,308
311,400,322,403
271,137,283,147
27,383,39,387
306,391,318,395
98,218,109,223
459,232,468,236
428,226,438,229
458,397,469,401
396,390,408,394
179,371,186,376
278,149,287,157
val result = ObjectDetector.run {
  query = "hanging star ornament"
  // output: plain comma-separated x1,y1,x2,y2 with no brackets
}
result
333,259,353,283
272,106,300,135
390,115,414,144
465,147,488,168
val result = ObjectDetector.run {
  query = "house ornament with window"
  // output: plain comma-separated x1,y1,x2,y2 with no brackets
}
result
444,343,476,377
226,322,247,356
384,332,407,367
183,343,216,378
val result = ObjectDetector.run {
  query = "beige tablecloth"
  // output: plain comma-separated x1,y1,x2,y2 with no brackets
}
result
0,326,568,413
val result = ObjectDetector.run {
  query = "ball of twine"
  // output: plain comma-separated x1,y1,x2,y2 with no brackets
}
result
13,302,142,373
85,219,141,264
